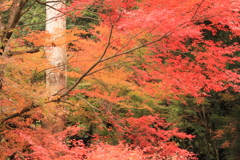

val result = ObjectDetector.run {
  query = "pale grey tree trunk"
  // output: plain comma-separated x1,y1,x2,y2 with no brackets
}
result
45,0,67,96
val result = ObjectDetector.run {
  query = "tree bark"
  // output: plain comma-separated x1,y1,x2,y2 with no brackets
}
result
0,0,29,55
44,0,67,133
0,64,5,90
45,0,67,96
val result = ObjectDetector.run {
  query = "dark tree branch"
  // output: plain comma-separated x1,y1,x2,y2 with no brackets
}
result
192,0,206,20
0,0,29,55
59,23,116,98
8,49,40,56
1,102,39,124
0,21,187,123
20,1,36,17
36,0,66,14
59,23,178,99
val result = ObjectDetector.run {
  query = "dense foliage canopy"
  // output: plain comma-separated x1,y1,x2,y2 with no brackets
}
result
0,0,239,159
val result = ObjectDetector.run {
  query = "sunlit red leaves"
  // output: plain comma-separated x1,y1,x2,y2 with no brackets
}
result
68,24,135,71
68,0,240,99
0,119,196,159
111,115,197,160
86,142,145,160
67,24,136,103
1,0,240,159
65,0,238,99
134,60,239,99
63,0,95,17
0,126,86,159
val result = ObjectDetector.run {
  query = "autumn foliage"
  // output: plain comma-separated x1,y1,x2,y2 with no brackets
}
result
0,0,240,159
0,115,197,159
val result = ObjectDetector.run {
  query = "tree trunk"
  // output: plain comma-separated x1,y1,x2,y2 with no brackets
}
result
0,0,29,55
45,0,67,96
44,0,67,134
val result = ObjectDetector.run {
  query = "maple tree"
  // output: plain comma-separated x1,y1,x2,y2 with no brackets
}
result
0,0,240,159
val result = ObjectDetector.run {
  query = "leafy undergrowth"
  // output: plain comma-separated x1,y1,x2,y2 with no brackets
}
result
0,115,197,160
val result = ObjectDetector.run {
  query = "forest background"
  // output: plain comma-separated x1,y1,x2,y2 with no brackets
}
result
0,0,240,159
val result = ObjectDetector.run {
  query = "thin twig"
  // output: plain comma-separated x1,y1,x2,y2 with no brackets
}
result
192,0,206,20
59,24,115,97
73,95,117,140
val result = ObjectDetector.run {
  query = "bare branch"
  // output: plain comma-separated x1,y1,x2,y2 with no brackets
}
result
73,95,117,140
8,49,40,56
0,102,39,124
20,1,37,17
192,0,206,20
100,31,172,64
36,0,66,14
59,24,115,98
86,61,133,76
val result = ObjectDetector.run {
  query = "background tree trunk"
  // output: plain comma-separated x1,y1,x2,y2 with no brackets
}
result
45,0,67,96
44,0,67,133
